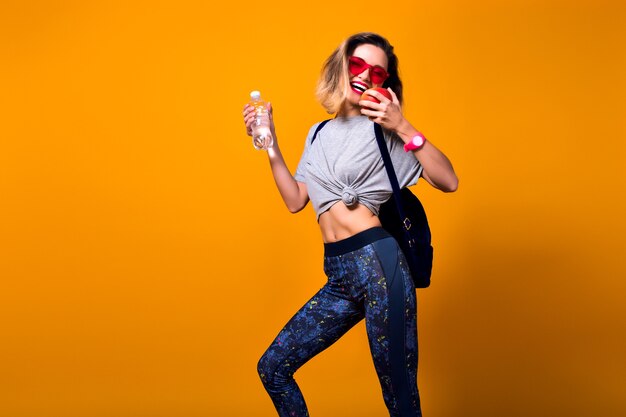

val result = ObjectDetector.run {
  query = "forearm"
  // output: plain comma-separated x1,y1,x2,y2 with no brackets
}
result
395,119,459,192
267,143,309,213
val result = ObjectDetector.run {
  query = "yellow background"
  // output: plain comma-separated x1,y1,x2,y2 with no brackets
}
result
1,1,625,416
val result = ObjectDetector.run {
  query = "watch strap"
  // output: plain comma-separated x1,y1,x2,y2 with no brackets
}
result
404,133,425,152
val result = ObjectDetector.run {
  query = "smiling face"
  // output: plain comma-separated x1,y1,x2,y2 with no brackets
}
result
343,43,389,115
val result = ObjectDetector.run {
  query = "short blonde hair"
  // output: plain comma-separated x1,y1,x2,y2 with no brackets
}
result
316,32,403,114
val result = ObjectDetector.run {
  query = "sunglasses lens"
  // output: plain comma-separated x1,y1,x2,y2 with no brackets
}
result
371,68,388,84
349,57,366,75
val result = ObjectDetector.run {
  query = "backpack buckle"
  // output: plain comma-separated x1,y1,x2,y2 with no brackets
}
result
403,218,412,230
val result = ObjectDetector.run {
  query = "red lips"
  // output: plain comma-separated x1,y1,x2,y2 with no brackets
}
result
350,81,369,95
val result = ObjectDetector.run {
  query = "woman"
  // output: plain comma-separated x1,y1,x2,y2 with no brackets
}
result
242,32,457,417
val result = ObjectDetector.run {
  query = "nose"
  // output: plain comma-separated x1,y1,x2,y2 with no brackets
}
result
356,67,371,82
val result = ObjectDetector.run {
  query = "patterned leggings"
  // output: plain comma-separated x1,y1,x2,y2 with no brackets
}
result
257,227,422,417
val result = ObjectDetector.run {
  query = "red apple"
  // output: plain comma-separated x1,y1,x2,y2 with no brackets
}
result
360,87,392,104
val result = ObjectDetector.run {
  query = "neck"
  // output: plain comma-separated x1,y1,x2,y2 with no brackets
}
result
337,102,361,118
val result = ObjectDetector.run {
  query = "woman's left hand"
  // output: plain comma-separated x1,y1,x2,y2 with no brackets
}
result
359,88,404,132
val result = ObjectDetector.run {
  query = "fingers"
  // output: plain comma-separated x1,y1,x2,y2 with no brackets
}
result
387,88,400,105
242,104,254,116
243,107,255,123
359,106,385,122
242,101,276,138
358,99,388,114
359,97,396,125
242,103,256,136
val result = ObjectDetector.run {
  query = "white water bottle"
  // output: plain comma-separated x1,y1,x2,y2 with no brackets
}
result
249,91,274,150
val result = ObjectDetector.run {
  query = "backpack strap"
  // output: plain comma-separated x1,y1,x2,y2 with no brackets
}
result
310,119,331,144
373,123,415,240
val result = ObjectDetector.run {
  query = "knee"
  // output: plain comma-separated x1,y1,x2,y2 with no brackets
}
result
257,352,271,383
257,350,290,393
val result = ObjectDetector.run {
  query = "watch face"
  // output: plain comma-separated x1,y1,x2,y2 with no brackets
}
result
404,134,425,152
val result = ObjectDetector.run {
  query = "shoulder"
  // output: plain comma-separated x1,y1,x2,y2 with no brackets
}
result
306,119,333,144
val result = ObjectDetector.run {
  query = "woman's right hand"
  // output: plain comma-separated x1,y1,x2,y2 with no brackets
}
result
242,103,256,137
243,102,278,144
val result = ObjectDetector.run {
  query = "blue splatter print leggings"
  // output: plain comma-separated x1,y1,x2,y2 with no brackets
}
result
257,227,422,417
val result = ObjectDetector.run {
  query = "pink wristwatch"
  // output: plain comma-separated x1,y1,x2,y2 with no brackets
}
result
404,132,426,152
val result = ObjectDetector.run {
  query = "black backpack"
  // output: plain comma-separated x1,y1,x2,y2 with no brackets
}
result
310,120,433,288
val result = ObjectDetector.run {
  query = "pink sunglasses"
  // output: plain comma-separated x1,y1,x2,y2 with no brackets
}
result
348,56,389,85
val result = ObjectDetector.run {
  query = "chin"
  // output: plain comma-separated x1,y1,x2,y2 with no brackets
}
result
348,90,361,105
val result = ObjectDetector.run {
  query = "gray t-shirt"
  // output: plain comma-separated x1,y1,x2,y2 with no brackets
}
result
294,115,423,220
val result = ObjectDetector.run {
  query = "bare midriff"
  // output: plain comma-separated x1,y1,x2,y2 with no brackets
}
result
318,202,382,243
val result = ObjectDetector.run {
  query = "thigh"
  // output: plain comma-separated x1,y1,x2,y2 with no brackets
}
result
261,285,363,375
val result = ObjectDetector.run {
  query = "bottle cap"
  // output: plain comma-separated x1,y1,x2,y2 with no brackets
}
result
250,91,261,100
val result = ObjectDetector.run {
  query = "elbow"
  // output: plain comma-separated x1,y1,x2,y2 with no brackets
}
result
287,203,306,214
286,194,309,214
442,176,459,193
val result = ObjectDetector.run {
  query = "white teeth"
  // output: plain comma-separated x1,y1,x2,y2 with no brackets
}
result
351,82,366,92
